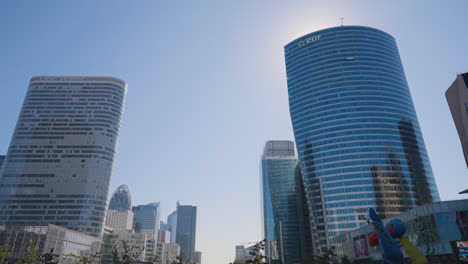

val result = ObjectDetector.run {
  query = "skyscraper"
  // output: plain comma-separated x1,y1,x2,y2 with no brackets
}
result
446,74,468,165
167,210,178,243
284,26,440,252
261,140,304,264
175,203,197,262
133,202,161,240
109,184,132,210
0,76,127,237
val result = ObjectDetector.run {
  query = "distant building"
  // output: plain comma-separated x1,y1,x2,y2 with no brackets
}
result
105,210,133,230
0,224,101,263
446,73,468,193
0,76,127,237
133,202,161,240
145,238,158,263
160,220,170,231
261,140,305,264
167,210,178,243
156,243,180,264
175,203,197,262
234,245,255,264
0,155,5,171
193,251,202,264
109,184,132,210
101,229,148,262
158,229,171,243
332,199,468,264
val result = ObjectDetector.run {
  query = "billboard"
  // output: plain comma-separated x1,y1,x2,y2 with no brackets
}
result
353,235,368,257
455,241,468,262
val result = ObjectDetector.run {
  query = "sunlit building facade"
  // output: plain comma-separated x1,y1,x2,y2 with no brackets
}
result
0,76,127,237
176,203,197,262
108,184,132,210
284,26,440,252
261,140,304,264
133,202,161,239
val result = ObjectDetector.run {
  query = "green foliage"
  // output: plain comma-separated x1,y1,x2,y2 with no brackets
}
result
0,245,11,263
17,242,37,264
66,251,100,264
40,248,59,264
111,241,147,264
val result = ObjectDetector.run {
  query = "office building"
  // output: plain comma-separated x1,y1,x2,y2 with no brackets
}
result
332,199,468,263
176,202,197,262
234,245,255,264
105,209,133,230
109,184,132,210
193,251,202,264
0,76,127,237
0,223,101,264
102,229,148,262
133,202,161,239
168,210,178,243
156,243,180,264
158,229,171,243
446,73,468,193
285,26,440,252
0,155,5,170
261,140,305,264
160,220,169,231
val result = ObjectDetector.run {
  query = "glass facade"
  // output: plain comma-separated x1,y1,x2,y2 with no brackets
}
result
332,199,468,264
0,223,101,264
108,184,132,210
0,76,127,238
175,203,197,262
133,202,161,240
284,26,440,252
261,140,304,264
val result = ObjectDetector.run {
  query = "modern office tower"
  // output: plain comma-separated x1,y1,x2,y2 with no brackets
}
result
158,229,171,243
167,210,177,243
193,251,202,264
133,202,161,239
234,245,255,263
160,220,169,231
175,203,197,262
0,155,5,170
446,73,468,192
105,209,134,230
261,140,304,264
285,26,440,252
0,76,127,237
156,243,181,264
109,184,132,210
294,163,315,257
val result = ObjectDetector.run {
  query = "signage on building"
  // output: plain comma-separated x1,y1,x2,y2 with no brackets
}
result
298,35,321,47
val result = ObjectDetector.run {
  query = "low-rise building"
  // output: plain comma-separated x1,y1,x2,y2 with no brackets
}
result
156,243,180,264
0,224,101,264
100,228,148,263
105,209,134,230
332,199,468,264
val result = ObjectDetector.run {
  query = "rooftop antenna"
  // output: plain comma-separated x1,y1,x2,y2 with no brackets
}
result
340,18,344,26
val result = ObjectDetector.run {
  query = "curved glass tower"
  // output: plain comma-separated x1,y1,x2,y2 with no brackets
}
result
109,184,132,210
0,76,127,237
284,26,439,252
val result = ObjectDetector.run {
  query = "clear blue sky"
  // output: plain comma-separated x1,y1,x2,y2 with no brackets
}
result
2,1,468,263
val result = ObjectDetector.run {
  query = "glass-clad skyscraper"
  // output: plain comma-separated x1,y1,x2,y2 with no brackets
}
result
0,76,127,237
109,184,132,210
175,203,197,262
261,140,305,264
133,202,161,239
284,26,440,252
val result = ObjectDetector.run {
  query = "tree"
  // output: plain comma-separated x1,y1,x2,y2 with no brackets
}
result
0,245,11,264
66,251,100,264
17,242,37,264
111,241,145,264
40,248,59,264
245,240,268,264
